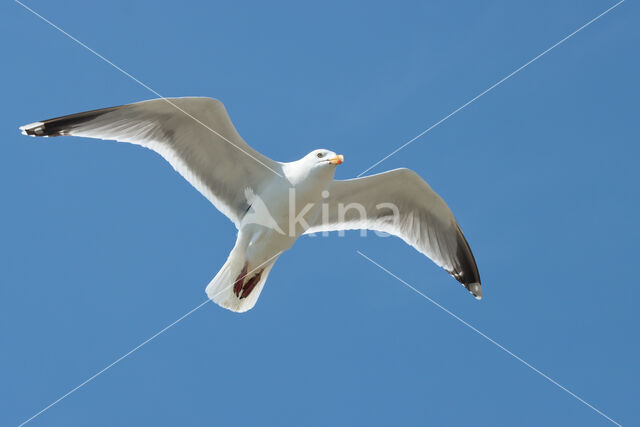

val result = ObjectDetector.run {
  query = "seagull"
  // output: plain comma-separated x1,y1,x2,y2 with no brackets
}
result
20,97,481,312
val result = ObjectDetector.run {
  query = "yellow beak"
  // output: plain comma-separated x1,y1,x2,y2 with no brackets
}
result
329,154,344,165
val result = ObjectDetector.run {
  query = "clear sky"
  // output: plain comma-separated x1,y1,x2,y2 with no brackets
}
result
1,1,638,426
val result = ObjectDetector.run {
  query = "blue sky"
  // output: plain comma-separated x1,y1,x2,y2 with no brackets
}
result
1,1,638,425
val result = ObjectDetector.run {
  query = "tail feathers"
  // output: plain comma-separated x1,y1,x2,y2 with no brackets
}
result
206,254,278,313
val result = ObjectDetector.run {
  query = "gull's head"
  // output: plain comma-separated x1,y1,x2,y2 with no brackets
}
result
285,149,344,183
304,149,344,169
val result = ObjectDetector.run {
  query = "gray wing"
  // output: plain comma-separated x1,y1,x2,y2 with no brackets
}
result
306,168,482,299
20,97,281,226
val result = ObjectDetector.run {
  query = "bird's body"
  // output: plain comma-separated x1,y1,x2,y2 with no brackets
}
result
209,157,336,311
20,97,481,312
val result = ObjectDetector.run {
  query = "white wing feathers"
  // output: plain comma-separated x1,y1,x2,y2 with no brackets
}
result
305,168,482,299
19,97,281,226
20,99,481,303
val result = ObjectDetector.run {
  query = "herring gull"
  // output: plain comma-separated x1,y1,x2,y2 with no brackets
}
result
20,97,481,312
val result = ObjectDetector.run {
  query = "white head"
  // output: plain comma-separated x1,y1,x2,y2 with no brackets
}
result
284,149,344,184
300,149,344,169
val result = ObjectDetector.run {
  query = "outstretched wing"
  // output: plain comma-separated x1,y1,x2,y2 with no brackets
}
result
305,168,482,299
20,97,281,227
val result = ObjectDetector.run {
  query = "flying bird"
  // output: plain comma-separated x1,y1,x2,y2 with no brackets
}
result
20,97,481,312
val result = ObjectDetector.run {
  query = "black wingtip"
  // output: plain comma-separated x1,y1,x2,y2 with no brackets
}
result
467,282,482,300
20,122,54,137
18,105,121,138
449,224,482,300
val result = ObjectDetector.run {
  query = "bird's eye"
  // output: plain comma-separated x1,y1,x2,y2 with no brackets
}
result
317,152,324,158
